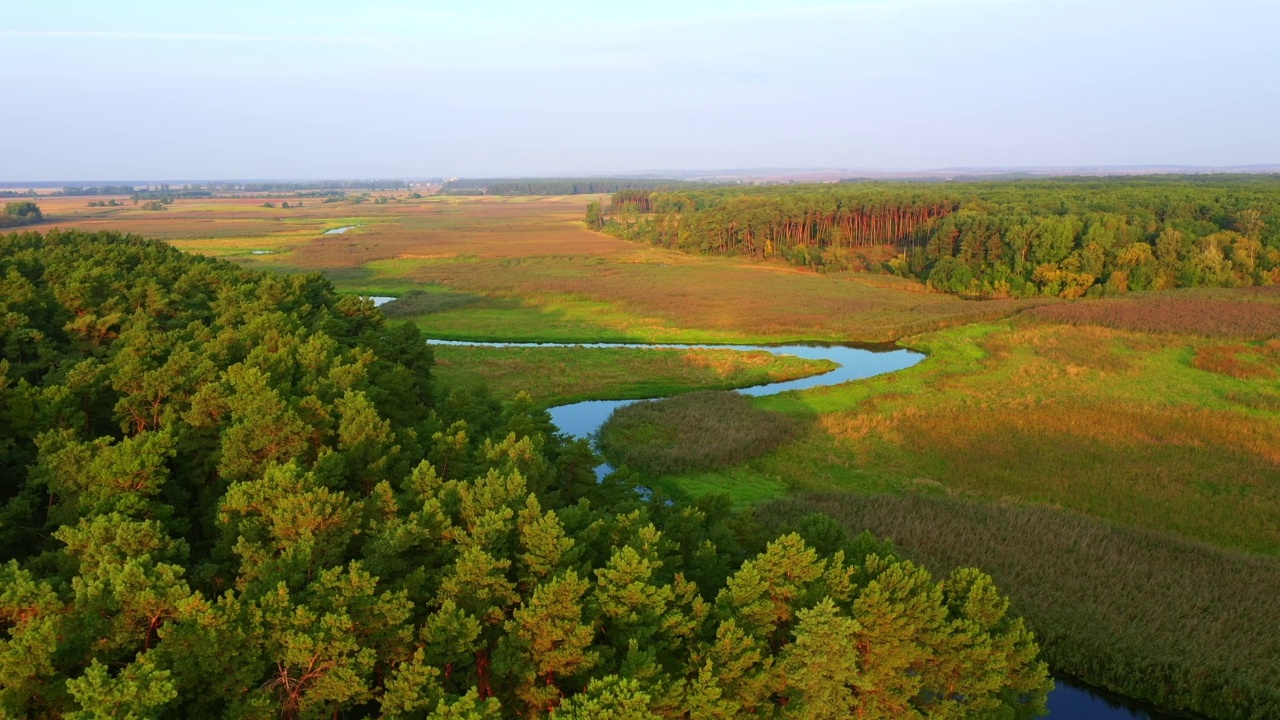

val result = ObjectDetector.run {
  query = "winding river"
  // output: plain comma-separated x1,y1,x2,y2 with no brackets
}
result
420,334,1182,719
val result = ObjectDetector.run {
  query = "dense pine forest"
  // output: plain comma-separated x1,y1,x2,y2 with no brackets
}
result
594,176,1280,297
0,230,1050,718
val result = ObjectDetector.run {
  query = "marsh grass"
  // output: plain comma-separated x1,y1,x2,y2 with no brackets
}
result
1191,341,1280,379
431,346,834,407
43,193,1047,343
381,288,482,317
658,320,1280,552
761,493,1280,719
598,391,806,475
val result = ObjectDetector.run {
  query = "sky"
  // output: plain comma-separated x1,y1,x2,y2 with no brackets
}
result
2,0,1278,180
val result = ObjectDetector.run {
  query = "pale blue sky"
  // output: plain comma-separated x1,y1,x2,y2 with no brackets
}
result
3,0,1277,180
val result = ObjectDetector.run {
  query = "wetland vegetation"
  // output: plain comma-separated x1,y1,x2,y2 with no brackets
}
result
598,391,806,476
7,180,1279,718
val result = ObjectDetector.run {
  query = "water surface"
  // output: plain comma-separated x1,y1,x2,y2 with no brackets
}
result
1048,678,1185,719
324,225,358,234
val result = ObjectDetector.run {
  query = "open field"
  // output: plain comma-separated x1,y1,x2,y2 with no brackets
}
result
27,194,1280,552
1023,287,1280,339
431,345,835,407
30,193,1046,343
15,193,379,243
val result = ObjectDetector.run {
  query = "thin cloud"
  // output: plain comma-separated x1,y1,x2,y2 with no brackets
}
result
0,29,401,44
635,0,1020,27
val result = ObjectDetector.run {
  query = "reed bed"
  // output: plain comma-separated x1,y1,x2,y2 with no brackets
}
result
598,391,806,475
760,493,1280,720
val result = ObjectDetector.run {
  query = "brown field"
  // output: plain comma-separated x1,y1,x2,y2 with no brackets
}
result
27,194,379,241
1192,341,1280,379
27,193,1047,343
1023,288,1280,339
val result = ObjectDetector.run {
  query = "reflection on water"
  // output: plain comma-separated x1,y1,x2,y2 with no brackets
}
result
324,225,358,234
1049,678,1185,719
366,296,395,307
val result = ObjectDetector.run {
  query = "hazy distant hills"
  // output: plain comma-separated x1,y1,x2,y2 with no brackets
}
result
5,165,1280,189
631,165,1280,183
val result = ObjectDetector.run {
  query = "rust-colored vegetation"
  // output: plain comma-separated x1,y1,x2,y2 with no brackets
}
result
53,193,1045,343
1191,342,1280,379
1022,288,1280,339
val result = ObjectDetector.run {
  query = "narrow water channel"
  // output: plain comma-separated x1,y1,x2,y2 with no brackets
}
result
425,338,1183,719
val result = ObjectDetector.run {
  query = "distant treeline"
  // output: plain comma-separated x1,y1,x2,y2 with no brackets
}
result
442,178,713,196
595,175,1280,297
14,181,410,199
58,185,139,196
216,180,408,193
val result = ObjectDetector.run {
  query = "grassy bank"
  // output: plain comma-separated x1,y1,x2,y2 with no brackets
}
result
759,493,1280,720
430,344,835,407
653,314,1280,553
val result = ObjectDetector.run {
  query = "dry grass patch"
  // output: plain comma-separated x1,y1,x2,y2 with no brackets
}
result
1191,341,1280,379
42,193,1047,342
669,321,1280,552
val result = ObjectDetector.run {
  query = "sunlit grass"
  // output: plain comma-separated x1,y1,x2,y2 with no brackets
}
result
659,319,1280,553
432,345,834,407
